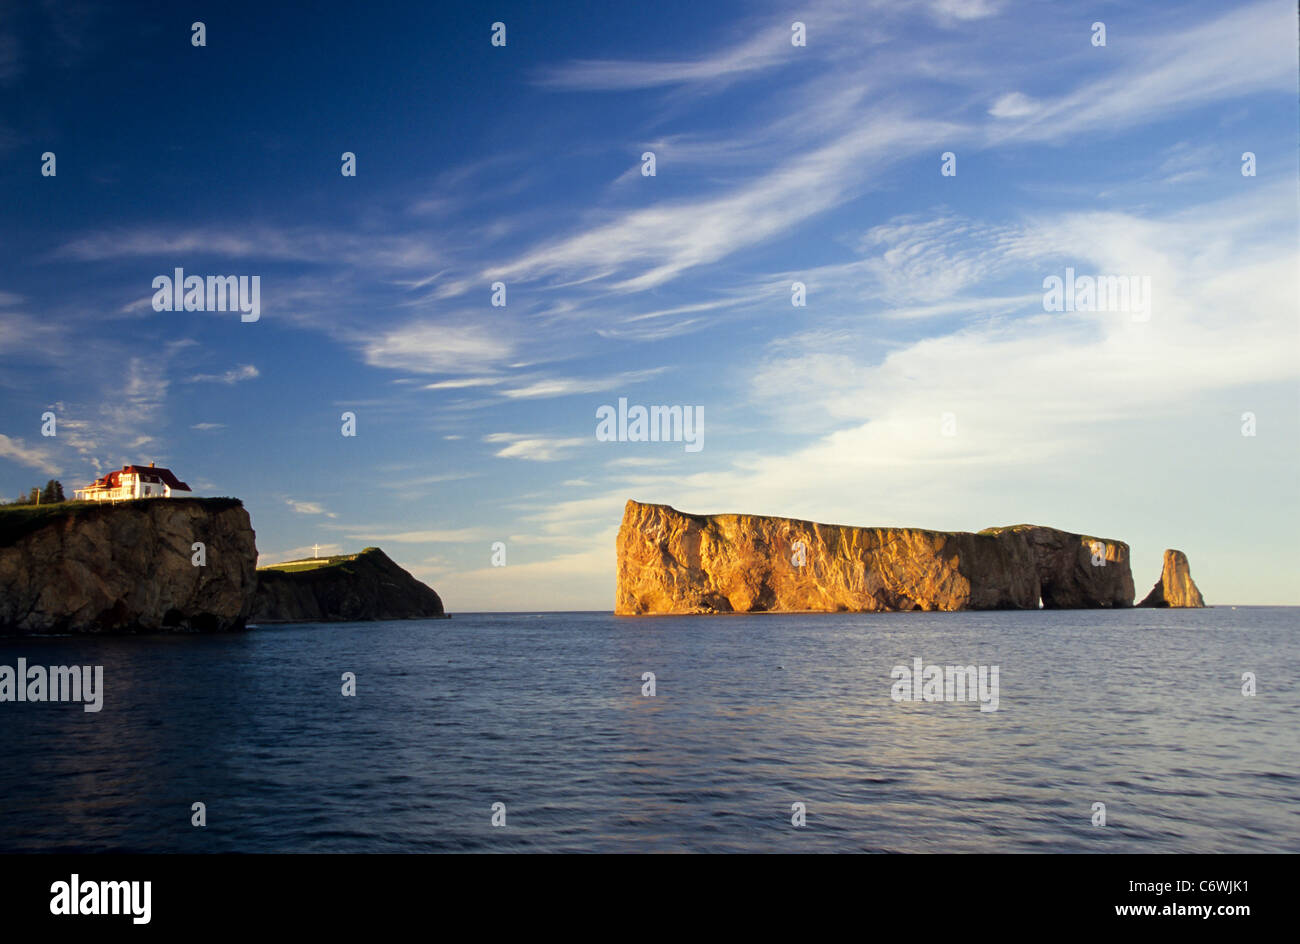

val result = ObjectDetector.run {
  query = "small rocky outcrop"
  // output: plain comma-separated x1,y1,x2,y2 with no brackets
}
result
0,498,257,634
250,547,446,622
1137,549,1206,608
615,500,1134,615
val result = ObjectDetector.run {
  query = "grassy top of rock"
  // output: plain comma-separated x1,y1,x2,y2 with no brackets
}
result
258,547,382,573
0,497,243,547
978,522,1117,544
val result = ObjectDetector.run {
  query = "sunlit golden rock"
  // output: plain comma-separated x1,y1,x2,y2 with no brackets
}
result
1136,549,1206,608
615,500,1135,615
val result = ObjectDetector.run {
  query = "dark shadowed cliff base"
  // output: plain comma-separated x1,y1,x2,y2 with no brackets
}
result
616,500,1152,615
251,547,447,623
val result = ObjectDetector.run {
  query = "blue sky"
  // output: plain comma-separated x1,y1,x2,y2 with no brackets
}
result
1,0,1296,609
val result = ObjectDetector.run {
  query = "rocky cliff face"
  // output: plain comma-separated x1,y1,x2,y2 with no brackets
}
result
1137,549,1206,608
250,547,445,622
615,501,1134,615
0,498,256,634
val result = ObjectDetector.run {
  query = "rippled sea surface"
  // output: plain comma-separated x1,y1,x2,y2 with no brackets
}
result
1,608,1297,853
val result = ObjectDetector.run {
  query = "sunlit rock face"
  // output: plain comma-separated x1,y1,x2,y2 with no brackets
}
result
615,501,1134,615
1137,549,1206,608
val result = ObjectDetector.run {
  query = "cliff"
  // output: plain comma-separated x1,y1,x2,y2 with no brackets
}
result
1136,549,1206,608
0,498,256,634
250,547,446,622
615,500,1135,615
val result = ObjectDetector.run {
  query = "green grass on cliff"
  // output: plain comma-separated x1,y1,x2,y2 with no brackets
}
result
258,547,381,573
978,523,1118,545
0,497,243,547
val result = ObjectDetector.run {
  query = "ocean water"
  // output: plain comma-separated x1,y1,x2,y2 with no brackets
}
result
1,608,1296,853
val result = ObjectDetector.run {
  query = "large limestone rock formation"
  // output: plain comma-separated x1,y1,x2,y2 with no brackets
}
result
615,500,1135,615
1136,549,1206,608
251,547,446,622
0,498,257,634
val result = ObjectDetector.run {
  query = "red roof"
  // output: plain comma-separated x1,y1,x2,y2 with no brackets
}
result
85,465,191,492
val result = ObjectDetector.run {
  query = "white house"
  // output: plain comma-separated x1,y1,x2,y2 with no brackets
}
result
73,463,193,502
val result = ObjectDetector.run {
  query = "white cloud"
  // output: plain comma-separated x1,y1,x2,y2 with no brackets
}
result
286,499,338,518
536,17,806,91
87,357,168,459
983,2,1294,144
484,433,588,462
0,434,58,475
423,377,504,390
857,214,1031,303
55,225,442,270
364,323,513,374
487,112,957,291
988,91,1039,118
500,368,668,399
605,457,672,469
187,364,259,384
926,0,1004,22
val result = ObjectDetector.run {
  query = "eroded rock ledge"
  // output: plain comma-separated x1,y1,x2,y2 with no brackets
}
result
615,500,1136,615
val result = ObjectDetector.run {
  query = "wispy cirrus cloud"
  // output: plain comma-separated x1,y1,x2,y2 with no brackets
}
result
981,2,1293,145
484,432,588,462
363,322,515,374
535,16,806,91
286,499,338,518
486,112,959,292
187,364,259,385
422,377,505,391
0,434,58,475
924,0,1005,23
500,368,668,399
54,225,443,270
988,91,1039,119
96,357,169,454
